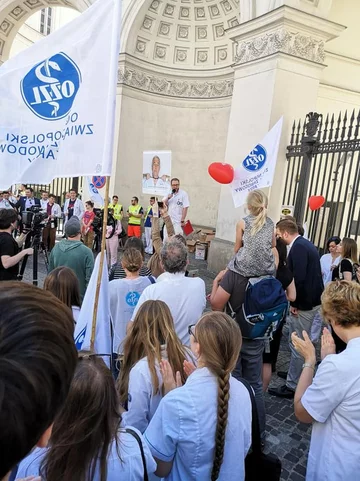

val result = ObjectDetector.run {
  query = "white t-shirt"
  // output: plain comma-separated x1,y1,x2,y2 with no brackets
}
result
301,337,360,481
16,427,156,481
131,272,206,345
109,277,152,352
166,189,190,224
144,367,252,481
320,253,341,285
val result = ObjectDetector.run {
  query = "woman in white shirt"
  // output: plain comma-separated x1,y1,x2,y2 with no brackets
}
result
43,266,81,324
144,311,252,481
16,356,156,481
292,280,360,481
109,248,153,376
320,236,341,285
118,299,194,433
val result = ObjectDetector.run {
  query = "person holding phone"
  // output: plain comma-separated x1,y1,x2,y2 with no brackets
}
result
163,178,189,240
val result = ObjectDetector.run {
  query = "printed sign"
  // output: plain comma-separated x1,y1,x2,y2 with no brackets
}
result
142,150,172,196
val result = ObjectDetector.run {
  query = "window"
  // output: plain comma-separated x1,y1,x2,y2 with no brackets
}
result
39,7,52,36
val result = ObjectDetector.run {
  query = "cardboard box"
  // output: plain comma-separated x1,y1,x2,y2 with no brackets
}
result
195,242,208,260
201,228,215,235
205,233,215,243
187,240,197,253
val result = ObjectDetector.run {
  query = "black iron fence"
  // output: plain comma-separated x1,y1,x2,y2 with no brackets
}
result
282,110,360,254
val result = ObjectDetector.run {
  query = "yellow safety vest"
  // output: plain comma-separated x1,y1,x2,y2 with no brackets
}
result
128,204,142,225
108,203,123,221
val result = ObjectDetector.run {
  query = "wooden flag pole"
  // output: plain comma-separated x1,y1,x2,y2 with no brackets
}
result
90,175,110,351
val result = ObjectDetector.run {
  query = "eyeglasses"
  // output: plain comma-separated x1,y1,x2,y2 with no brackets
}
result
188,324,197,341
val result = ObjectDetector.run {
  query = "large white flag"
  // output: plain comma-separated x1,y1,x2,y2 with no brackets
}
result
231,117,283,208
0,0,121,189
74,253,112,364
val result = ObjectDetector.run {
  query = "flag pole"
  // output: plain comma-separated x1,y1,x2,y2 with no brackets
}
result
90,176,110,350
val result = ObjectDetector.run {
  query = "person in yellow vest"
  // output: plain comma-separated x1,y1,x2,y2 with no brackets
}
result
108,195,123,221
127,196,144,238
144,197,155,254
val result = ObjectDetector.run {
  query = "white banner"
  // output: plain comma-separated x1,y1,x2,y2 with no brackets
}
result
231,117,283,208
0,0,121,190
74,253,111,365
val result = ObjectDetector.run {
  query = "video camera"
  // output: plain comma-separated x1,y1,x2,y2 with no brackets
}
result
21,205,48,231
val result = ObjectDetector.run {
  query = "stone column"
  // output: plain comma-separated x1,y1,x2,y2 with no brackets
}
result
207,5,344,273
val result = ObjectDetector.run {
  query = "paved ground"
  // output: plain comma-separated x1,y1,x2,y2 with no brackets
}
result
23,248,311,481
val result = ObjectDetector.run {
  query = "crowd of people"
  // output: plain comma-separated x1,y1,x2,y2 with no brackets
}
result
1,184,360,481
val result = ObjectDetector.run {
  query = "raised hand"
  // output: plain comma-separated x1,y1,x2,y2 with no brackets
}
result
184,360,196,378
160,359,182,394
321,327,336,360
291,330,316,365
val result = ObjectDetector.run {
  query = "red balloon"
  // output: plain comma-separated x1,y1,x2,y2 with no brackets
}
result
208,162,234,184
309,195,325,211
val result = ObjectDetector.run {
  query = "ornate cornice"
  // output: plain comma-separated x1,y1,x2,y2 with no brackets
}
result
117,64,234,99
234,28,325,65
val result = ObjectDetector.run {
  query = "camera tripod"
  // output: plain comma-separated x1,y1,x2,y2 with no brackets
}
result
18,228,49,286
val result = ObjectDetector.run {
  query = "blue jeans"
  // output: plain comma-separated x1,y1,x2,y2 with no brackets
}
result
233,338,265,437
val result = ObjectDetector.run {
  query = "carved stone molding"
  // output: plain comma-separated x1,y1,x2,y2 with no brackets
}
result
234,28,326,66
118,64,233,99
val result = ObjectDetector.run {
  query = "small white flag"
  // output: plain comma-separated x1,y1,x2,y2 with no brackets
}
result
74,253,112,366
231,117,283,208
87,177,104,207
0,0,121,189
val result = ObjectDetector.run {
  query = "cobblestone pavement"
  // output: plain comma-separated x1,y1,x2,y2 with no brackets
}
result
24,249,311,481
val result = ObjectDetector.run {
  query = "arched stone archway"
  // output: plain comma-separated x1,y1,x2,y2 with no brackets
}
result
0,0,91,63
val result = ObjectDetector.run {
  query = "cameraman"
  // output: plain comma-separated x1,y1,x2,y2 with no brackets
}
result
0,209,33,281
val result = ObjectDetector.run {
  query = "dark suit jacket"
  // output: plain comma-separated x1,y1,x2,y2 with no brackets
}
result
288,236,324,311
16,196,41,214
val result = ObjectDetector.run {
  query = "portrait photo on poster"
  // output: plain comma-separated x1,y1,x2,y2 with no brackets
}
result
142,150,171,196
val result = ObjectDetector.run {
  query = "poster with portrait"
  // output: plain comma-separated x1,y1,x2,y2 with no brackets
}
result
142,150,171,196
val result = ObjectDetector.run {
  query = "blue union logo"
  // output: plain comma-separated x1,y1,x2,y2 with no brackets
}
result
20,52,81,121
243,144,267,172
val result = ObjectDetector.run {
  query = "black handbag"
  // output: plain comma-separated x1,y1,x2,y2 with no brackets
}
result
126,428,149,481
240,378,282,481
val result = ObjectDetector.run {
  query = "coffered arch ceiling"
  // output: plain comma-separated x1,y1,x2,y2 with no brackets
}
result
127,0,240,70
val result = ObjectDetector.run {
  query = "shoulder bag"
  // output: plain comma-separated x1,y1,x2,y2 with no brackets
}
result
125,428,149,481
239,378,282,481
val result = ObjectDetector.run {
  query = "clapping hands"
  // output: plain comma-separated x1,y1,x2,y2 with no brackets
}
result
160,359,196,395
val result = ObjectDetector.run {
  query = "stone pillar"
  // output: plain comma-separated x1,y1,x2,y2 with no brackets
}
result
207,5,345,272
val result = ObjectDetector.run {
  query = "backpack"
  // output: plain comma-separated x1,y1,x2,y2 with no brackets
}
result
228,276,288,340
339,259,359,283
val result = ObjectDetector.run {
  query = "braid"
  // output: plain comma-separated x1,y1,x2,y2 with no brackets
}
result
211,370,231,481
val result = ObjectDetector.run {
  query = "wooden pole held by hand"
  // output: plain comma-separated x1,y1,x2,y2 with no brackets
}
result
90,176,110,351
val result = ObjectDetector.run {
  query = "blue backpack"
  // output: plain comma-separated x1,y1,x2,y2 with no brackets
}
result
229,276,288,340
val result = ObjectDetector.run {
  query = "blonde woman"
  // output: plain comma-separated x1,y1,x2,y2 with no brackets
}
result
144,312,252,480
228,189,276,277
117,300,193,433
292,281,360,481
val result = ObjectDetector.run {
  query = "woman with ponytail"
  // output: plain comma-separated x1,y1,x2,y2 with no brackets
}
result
144,312,252,480
228,189,276,277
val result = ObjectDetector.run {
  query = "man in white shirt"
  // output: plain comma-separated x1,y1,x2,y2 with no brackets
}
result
163,178,190,239
130,237,206,345
40,191,49,211
63,189,84,224
0,191,16,209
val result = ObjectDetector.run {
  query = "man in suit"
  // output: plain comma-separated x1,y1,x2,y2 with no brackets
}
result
63,189,84,225
269,219,324,398
16,187,41,215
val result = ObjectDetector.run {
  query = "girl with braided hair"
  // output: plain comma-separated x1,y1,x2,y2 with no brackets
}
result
144,311,252,480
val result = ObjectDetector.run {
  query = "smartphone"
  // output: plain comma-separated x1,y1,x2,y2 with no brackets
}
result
157,201,164,208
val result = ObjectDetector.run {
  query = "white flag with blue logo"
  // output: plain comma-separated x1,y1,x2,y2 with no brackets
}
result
74,253,111,365
87,177,104,207
0,0,121,190
231,117,283,208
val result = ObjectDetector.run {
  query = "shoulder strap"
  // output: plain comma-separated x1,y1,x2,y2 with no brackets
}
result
148,276,156,284
125,428,149,481
238,378,262,456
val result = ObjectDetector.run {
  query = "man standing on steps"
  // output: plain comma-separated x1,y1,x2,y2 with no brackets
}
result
63,189,84,225
127,196,143,239
163,178,190,239
269,219,323,399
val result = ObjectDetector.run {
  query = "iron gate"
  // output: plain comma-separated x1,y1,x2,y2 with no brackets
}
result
282,110,360,253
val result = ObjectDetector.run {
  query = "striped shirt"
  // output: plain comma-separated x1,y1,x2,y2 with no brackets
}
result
109,263,152,281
